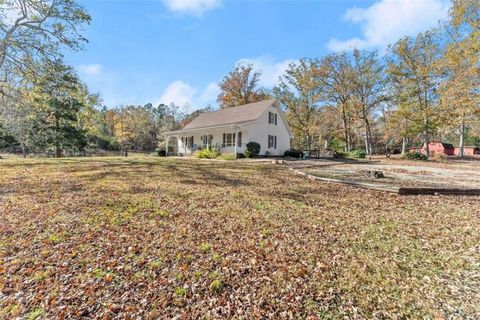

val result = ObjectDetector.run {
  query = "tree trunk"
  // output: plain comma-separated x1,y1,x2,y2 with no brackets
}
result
458,114,465,157
364,132,369,155
55,145,61,158
423,115,429,157
120,109,127,157
401,137,407,154
55,116,61,158
305,131,311,153
364,119,373,156
341,105,350,152
21,142,26,158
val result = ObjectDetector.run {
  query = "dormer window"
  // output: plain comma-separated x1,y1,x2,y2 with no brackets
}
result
268,112,277,125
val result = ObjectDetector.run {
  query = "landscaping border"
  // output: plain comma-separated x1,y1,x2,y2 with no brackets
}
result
288,167,480,196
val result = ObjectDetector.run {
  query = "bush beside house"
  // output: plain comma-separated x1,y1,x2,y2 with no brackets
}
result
246,142,260,157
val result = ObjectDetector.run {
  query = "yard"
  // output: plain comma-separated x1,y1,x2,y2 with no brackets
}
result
293,157,480,189
0,156,479,319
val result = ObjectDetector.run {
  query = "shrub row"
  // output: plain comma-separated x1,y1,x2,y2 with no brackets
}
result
334,149,367,159
402,151,428,160
196,147,221,159
284,150,304,158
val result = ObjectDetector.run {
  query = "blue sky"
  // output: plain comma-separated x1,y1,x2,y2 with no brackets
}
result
64,0,450,111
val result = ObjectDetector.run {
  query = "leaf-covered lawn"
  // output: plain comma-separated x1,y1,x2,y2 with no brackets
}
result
0,157,479,319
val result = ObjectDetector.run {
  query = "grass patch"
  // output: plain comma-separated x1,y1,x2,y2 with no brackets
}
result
28,308,44,320
0,156,478,318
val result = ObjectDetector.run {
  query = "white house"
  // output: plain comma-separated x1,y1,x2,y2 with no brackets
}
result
164,99,292,156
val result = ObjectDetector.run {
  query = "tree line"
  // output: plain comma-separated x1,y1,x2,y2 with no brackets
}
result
218,0,479,157
0,0,478,157
0,0,201,156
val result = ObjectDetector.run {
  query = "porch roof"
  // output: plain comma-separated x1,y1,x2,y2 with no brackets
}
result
164,99,276,136
163,121,251,136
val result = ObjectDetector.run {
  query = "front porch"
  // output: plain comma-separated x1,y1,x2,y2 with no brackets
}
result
164,124,247,157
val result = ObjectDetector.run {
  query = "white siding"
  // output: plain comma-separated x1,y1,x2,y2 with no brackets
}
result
242,105,291,156
175,127,249,156
173,105,291,156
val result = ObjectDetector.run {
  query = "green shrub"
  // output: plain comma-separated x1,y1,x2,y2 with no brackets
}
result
334,151,346,159
217,153,236,160
347,149,367,159
328,137,344,152
246,142,260,157
195,147,220,159
284,150,303,158
403,151,428,160
334,150,367,159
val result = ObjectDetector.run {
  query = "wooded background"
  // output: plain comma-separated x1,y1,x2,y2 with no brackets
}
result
0,0,478,157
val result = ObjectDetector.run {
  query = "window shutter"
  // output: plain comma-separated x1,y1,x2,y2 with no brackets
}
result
275,114,277,125
223,133,226,147
274,136,277,149
268,112,271,124
268,135,270,148
191,136,194,145
238,132,242,147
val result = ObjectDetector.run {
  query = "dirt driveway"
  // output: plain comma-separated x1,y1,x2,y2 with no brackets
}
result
287,157,480,188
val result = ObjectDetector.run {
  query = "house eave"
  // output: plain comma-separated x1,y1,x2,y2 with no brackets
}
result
163,120,256,136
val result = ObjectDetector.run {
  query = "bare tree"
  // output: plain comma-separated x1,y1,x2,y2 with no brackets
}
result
274,59,321,151
387,31,443,157
0,0,90,97
350,49,387,155
316,52,355,152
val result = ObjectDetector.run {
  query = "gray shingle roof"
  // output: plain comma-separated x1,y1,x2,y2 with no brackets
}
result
183,99,275,130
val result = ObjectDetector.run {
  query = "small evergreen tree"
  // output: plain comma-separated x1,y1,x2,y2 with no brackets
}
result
30,60,87,157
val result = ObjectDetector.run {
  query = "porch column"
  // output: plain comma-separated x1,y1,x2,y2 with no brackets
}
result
206,131,209,149
234,132,237,158
233,124,240,159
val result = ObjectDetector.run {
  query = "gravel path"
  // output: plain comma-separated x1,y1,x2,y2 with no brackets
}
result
289,158,480,188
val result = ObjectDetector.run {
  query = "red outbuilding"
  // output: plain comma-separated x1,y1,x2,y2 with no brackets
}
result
454,146,480,156
408,141,455,156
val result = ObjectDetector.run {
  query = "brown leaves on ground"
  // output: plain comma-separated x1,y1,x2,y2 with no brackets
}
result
0,157,479,319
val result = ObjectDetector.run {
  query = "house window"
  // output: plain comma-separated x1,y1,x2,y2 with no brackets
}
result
201,135,213,145
268,112,277,125
237,132,242,147
268,135,277,149
185,136,194,147
222,133,236,147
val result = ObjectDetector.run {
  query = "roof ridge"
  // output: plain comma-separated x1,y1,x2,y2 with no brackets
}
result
183,99,275,130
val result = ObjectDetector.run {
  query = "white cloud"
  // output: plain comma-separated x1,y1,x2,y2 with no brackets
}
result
159,80,197,108
78,64,103,76
198,82,220,105
327,0,450,52
150,81,219,112
237,56,296,88
0,6,22,26
163,0,221,16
